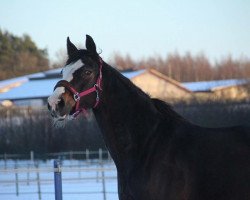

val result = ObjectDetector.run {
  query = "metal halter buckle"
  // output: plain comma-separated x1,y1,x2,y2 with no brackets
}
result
96,90,99,101
73,93,80,101
94,84,99,101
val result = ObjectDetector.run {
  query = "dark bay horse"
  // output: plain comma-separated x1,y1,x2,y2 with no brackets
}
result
48,35,250,200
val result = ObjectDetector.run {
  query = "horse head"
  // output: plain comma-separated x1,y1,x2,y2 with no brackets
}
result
47,35,102,121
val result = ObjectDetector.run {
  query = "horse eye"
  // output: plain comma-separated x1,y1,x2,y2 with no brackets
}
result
84,70,92,75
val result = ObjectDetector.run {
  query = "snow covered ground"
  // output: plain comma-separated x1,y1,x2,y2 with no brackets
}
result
0,159,118,200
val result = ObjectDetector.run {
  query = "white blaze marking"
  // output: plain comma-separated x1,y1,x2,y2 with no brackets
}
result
48,87,65,110
62,60,84,81
48,59,84,110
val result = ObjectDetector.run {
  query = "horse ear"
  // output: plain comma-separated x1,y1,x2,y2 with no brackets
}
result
67,37,78,56
86,35,97,54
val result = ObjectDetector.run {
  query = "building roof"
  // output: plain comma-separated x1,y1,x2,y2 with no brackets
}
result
0,79,61,100
0,77,28,93
122,69,146,79
2,66,248,101
182,79,250,92
0,68,146,101
146,69,191,93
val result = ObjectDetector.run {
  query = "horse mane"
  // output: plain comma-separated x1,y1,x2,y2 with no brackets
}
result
104,63,151,100
103,63,188,124
151,98,188,123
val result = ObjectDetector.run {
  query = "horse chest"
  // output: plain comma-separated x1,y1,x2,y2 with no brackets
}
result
121,163,187,200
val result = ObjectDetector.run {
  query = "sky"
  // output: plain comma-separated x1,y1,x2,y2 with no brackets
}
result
0,0,250,64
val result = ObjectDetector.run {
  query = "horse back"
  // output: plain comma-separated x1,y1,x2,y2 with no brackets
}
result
147,98,250,200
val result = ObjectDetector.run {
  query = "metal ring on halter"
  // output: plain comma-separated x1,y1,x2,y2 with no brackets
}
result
73,93,80,101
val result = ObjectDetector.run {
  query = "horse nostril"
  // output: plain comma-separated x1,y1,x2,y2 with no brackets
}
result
47,103,51,111
50,111,56,118
58,98,65,108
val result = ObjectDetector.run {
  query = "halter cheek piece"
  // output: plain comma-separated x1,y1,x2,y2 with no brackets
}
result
54,57,103,118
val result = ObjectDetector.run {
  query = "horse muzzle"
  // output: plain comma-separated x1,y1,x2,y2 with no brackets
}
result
47,96,64,116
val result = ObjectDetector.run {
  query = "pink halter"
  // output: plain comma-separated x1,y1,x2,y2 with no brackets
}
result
54,57,103,118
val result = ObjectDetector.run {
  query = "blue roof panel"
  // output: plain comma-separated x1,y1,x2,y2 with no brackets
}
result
0,79,60,100
0,70,145,100
182,79,249,92
122,69,145,79
0,77,28,88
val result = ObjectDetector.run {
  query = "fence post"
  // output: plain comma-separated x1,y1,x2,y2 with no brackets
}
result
30,151,34,163
54,160,63,200
108,151,112,162
27,163,30,185
36,163,42,200
78,160,81,178
27,151,34,186
4,153,8,169
70,151,73,160
99,149,103,165
15,162,19,196
97,149,103,182
101,169,107,200
86,149,89,164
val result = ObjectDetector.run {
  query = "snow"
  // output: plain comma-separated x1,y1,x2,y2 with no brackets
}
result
0,159,118,200
122,69,145,79
44,68,61,76
182,79,249,92
0,79,61,100
0,71,48,90
28,72,46,79
0,77,28,89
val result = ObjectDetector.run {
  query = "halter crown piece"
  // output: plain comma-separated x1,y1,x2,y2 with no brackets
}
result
54,57,103,118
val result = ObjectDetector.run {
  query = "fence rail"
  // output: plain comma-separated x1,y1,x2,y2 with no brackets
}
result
0,149,111,160
0,150,118,200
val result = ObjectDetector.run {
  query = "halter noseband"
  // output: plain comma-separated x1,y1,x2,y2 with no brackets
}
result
54,57,103,118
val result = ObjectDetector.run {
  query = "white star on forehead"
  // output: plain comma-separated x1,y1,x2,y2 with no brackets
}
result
63,60,84,81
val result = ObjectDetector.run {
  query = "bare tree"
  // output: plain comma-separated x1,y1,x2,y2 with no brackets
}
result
111,52,250,82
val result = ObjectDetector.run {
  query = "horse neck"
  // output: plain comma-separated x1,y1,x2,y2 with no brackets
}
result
93,63,159,168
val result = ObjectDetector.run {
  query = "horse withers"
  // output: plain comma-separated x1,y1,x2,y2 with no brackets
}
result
48,35,250,200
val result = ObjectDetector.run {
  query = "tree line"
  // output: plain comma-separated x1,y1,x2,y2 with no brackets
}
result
111,53,250,82
1,101,250,154
0,108,105,154
1,28,250,82
0,29,49,80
